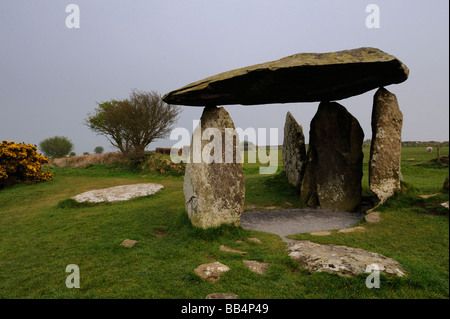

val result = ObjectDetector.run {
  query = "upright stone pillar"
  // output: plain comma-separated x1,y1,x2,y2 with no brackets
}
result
282,112,307,187
183,106,245,229
301,102,364,212
369,87,403,205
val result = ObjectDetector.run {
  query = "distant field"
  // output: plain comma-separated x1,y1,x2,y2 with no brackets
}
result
0,146,448,299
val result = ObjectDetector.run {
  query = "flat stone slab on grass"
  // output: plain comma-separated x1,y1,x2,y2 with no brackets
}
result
310,231,332,236
72,183,164,203
287,240,406,277
418,193,439,199
337,226,366,233
194,262,230,283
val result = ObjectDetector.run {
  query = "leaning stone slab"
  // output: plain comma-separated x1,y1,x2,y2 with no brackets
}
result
162,47,409,106
287,240,406,277
72,183,163,203
369,87,403,205
282,112,307,187
301,102,364,212
194,262,230,283
184,106,245,229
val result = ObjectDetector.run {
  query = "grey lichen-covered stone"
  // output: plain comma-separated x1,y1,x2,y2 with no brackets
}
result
184,106,245,229
162,47,409,106
287,240,406,277
72,183,164,203
194,262,230,283
282,112,307,187
369,87,403,205
301,102,364,212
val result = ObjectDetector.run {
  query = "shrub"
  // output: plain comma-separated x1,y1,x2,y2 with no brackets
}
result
94,146,104,154
0,140,53,188
142,152,185,175
39,136,74,159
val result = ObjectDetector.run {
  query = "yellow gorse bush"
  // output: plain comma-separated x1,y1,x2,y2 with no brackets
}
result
0,140,53,188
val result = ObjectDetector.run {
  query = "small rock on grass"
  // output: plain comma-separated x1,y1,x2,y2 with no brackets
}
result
248,237,262,244
120,239,138,248
418,193,439,199
205,293,238,299
310,231,332,236
337,226,366,233
243,260,271,275
194,262,230,283
365,211,380,223
220,245,247,255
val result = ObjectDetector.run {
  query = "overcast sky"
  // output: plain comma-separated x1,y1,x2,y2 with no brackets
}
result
1,0,448,154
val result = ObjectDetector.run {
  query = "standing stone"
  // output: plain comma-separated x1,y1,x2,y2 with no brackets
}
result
184,106,245,229
369,87,403,205
301,102,364,212
282,112,307,187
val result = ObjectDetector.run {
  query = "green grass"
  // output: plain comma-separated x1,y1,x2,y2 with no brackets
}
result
0,146,448,298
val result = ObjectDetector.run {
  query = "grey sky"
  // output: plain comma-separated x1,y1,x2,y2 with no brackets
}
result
1,0,448,155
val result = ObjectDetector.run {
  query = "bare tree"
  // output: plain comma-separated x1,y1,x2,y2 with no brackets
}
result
85,90,181,162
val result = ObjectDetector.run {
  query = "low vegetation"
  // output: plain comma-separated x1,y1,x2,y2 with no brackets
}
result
0,146,448,298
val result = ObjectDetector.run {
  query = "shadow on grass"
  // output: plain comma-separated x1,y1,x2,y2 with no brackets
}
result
56,198,112,209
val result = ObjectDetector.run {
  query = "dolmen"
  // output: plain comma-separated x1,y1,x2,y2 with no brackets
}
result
163,47,409,228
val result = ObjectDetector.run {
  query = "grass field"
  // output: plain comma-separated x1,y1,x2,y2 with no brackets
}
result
0,146,448,299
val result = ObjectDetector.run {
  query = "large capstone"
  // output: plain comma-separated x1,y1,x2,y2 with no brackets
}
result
369,88,403,205
184,106,245,229
282,112,307,187
301,102,364,212
162,47,409,106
